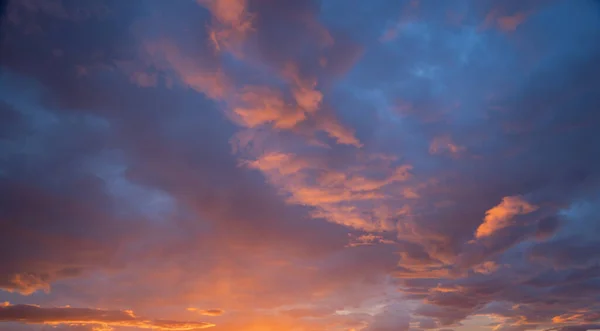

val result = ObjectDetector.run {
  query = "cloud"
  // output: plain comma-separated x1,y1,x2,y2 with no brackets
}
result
0,304,214,330
232,86,307,129
0,72,138,294
0,273,50,296
186,308,224,317
429,136,465,157
2,1,600,331
472,261,500,275
198,0,253,53
0,36,398,331
244,151,413,231
475,196,538,238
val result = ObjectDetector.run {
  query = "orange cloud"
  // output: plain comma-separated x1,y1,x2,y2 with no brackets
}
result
187,308,225,316
475,195,538,238
232,86,306,129
317,166,412,195
552,313,585,324
142,39,361,150
201,0,249,28
245,152,311,175
198,0,253,53
473,261,499,275
196,0,361,147
0,304,214,330
281,62,324,114
292,84,323,114
316,115,362,147
244,152,412,231
0,273,50,296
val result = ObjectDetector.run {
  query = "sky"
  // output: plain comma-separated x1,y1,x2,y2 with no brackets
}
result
0,0,600,331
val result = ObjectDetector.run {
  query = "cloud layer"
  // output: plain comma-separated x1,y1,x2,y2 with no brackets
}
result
1,1,600,331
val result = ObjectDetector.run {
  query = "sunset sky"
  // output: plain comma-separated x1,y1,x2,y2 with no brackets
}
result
1,0,600,331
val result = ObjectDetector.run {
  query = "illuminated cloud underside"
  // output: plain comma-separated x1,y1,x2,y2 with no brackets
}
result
0,304,214,330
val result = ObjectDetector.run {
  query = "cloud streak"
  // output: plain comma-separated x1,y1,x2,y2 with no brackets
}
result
0,304,214,330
